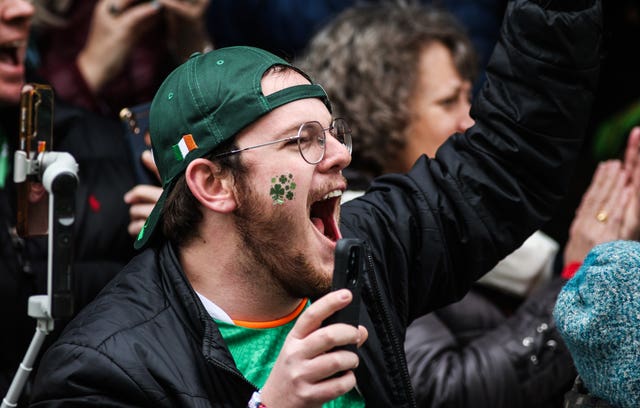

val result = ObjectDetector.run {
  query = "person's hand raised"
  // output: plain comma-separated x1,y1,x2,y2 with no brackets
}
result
621,126,640,240
564,160,632,264
157,0,212,61
77,0,162,93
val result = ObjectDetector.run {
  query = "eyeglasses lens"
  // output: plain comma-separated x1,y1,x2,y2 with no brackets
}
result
332,118,352,154
298,121,325,164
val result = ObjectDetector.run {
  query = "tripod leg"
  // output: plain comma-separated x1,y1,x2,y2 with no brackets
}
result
1,324,48,408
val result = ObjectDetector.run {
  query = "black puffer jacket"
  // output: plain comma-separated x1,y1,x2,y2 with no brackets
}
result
405,278,575,408
30,0,602,406
563,377,614,408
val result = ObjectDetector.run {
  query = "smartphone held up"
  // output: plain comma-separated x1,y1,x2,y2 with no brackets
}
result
322,238,364,353
15,83,54,237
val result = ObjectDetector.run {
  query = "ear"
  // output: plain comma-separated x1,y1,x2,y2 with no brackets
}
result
185,158,237,213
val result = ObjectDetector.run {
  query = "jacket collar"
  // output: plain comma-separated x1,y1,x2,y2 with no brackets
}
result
158,241,239,372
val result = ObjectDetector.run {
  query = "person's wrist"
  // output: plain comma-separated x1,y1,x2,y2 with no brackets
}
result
248,390,267,408
76,51,105,93
561,261,582,280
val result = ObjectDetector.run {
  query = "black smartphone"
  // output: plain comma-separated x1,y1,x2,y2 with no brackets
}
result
321,238,364,353
119,102,159,186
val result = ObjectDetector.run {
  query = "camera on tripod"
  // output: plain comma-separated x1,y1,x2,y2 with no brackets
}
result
2,83,79,408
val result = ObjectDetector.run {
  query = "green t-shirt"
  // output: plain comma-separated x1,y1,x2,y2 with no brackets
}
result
0,126,9,189
216,310,365,408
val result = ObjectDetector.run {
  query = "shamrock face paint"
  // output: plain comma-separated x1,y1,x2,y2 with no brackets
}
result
270,173,296,205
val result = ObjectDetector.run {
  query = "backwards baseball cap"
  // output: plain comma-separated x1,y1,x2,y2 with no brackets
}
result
135,46,331,249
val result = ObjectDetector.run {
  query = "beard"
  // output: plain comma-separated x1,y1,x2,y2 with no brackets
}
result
232,177,332,300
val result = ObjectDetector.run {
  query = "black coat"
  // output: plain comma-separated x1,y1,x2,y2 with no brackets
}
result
30,0,603,406
0,101,136,400
405,278,575,408
563,377,614,408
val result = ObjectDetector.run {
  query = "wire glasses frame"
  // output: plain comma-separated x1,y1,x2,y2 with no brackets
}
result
213,118,352,164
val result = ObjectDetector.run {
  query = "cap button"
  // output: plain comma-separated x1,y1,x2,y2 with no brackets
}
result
189,52,202,59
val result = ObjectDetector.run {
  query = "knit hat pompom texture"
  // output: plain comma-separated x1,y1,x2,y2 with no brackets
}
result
554,240,640,408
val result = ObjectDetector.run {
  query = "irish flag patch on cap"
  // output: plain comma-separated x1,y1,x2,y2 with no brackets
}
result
172,134,198,161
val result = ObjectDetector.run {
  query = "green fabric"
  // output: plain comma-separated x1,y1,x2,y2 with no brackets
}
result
135,46,331,249
0,126,8,189
592,99,640,160
216,304,365,407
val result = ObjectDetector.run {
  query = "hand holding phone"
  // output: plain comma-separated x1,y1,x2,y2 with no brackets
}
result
119,102,159,185
321,238,364,353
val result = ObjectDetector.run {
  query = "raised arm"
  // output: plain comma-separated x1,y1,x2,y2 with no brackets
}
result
341,0,603,320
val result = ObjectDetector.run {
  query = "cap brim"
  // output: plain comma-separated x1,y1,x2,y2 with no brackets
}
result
134,183,172,250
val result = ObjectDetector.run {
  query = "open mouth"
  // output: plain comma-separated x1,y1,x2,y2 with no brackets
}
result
0,41,24,66
310,190,342,242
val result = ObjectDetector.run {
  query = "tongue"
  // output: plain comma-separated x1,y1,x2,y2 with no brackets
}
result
311,217,325,235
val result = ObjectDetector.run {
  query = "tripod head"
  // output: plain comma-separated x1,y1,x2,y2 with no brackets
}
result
2,84,79,408
14,150,79,325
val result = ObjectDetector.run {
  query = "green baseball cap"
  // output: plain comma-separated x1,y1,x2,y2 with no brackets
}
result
135,46,331,249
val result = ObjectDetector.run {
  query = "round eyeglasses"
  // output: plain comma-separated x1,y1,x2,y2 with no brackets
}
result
214,118,352,164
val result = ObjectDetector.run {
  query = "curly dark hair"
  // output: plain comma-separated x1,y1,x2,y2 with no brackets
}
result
300,3,477,179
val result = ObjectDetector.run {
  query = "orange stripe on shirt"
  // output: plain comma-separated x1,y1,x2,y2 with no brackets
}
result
233,298,308,329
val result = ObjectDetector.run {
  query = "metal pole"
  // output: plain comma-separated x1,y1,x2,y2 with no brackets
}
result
1,324,48,408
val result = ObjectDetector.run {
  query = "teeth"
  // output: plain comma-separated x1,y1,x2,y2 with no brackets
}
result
321,190,343,200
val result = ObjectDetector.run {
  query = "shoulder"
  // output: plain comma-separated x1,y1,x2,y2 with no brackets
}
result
31,249,178,404
60,249,167,348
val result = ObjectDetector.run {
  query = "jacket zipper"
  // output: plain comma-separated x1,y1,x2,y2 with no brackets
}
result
365,251,416,408
206,355,260,399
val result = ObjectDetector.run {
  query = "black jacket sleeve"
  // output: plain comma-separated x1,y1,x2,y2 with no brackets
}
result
405,278,574,408
340,0,603,325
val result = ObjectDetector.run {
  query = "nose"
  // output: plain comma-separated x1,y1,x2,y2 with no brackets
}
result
316,133,351,173
457,100,475,133
2,0,35,21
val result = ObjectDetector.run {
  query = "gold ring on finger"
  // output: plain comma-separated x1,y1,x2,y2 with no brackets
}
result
596,210,608,223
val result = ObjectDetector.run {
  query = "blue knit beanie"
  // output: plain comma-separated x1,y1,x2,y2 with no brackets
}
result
553,240,640,408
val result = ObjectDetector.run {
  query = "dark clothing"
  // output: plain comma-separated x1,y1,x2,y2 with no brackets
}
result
207,0,506,95
563,377,614,408
0,101,136,400
405,279,575,408
33,0,172,117
207,0,506,65
30,0,602,406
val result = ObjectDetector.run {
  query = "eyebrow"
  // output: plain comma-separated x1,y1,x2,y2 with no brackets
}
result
435,82,471,101
265,123,301,142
